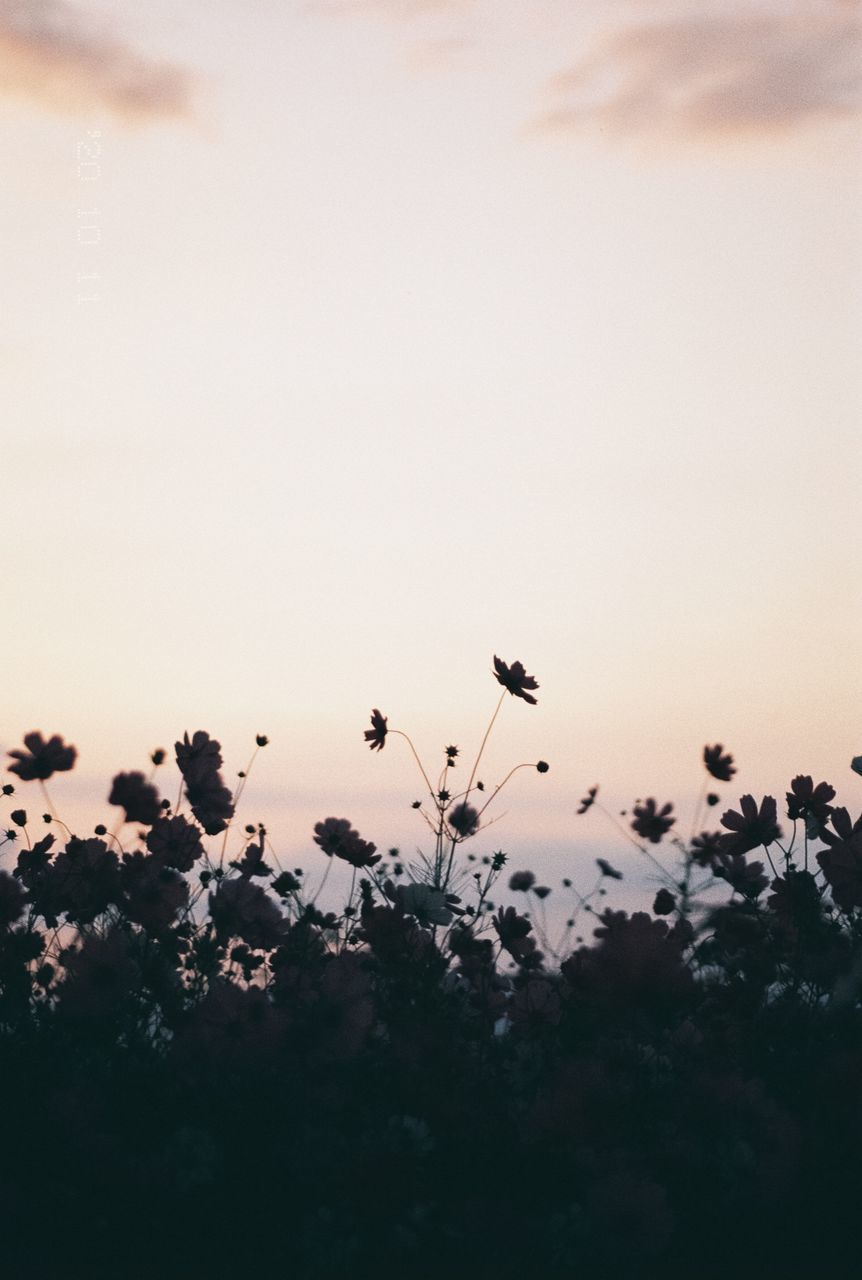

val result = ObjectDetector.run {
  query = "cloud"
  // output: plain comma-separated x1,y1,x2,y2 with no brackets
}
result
0,0,194,123
537,10,862,139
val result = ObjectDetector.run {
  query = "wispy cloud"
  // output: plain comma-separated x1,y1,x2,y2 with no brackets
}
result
537,9,862,139
0,0,194,123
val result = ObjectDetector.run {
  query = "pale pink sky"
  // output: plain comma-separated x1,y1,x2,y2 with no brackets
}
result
2,0,860,896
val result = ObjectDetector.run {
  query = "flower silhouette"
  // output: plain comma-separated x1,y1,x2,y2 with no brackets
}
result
108,771,161,826
703,744,736,782
631,799,676,844
448,802,479,838
492,656,539,705
786,775,835,825
364,709,388,752
8,732,77,782
719,795,782,855
313,817,381,867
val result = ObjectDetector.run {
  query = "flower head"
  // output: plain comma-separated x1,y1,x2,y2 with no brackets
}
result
786,775,835,825
8,732,77,782
631,799,676,844
364,709,388,752
108,771,161,826
509,870,536,892
313,817,381,868
448,802,479,839
146,815,205,871
492,656,539,705
816,807,862,910
703,744,736,782
175,731,234,835
689,830,723,868
719,794,782,856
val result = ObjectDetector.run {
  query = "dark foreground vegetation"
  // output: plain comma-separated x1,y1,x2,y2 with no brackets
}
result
2,660,861,1278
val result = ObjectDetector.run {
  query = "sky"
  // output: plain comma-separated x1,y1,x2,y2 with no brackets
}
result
2,0,860,907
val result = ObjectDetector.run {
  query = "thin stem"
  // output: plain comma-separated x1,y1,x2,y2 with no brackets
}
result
464,692,506,802
390,730,436,804
38,780,59,823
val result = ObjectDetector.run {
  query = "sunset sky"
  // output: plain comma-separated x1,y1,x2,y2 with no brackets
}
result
2,0,860,899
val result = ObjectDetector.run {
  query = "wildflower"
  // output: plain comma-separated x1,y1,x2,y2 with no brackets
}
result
534,885,551,899
563,909,693,1010
209,877,287,949
653,888,676,915
577,786,598,815
816,807,862,911
175,731,234,835
7,732,77,781
631,799,676,844
14,834,54,890
714,851,769,898
235,840,270,878
492,656,539,705
151,748,166,766
121,852,189,933
175,729,223,775
767,869,822,930
395,882,453,926
448,802,479,838
536,760,549,773
43,837,122,924
509,870,536,892
108,771,161,826
10,810,27,827
719,795,782,856
313,817,381,868
255,734,269,747
445,744,459,761
364,709,388,752
703,744,736,782
597,857,623,880
146,814,205,871
272,871,301,896
689,830,723,868
786,775,835,825
493,906,538,962
1,784,14,795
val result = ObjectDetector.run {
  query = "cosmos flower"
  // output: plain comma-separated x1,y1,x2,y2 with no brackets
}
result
816,807,862,911
448,802,480,838
146,815,205,871
786,775,835,825
719,794,782,856
492,656,539,705
108,771,161,826
509,870,536,892
364,709,388,752
689,830,723,868
631,799,676,844
313,818,381,868
8,732,77,782
703,744,736,782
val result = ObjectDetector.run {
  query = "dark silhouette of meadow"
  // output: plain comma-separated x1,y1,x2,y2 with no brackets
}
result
2,661,862,1278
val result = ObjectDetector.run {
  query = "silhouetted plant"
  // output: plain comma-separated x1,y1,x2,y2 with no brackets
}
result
1,666,861,1279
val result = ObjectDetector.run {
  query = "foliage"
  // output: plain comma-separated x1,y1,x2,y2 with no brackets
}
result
1,661,861,1278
